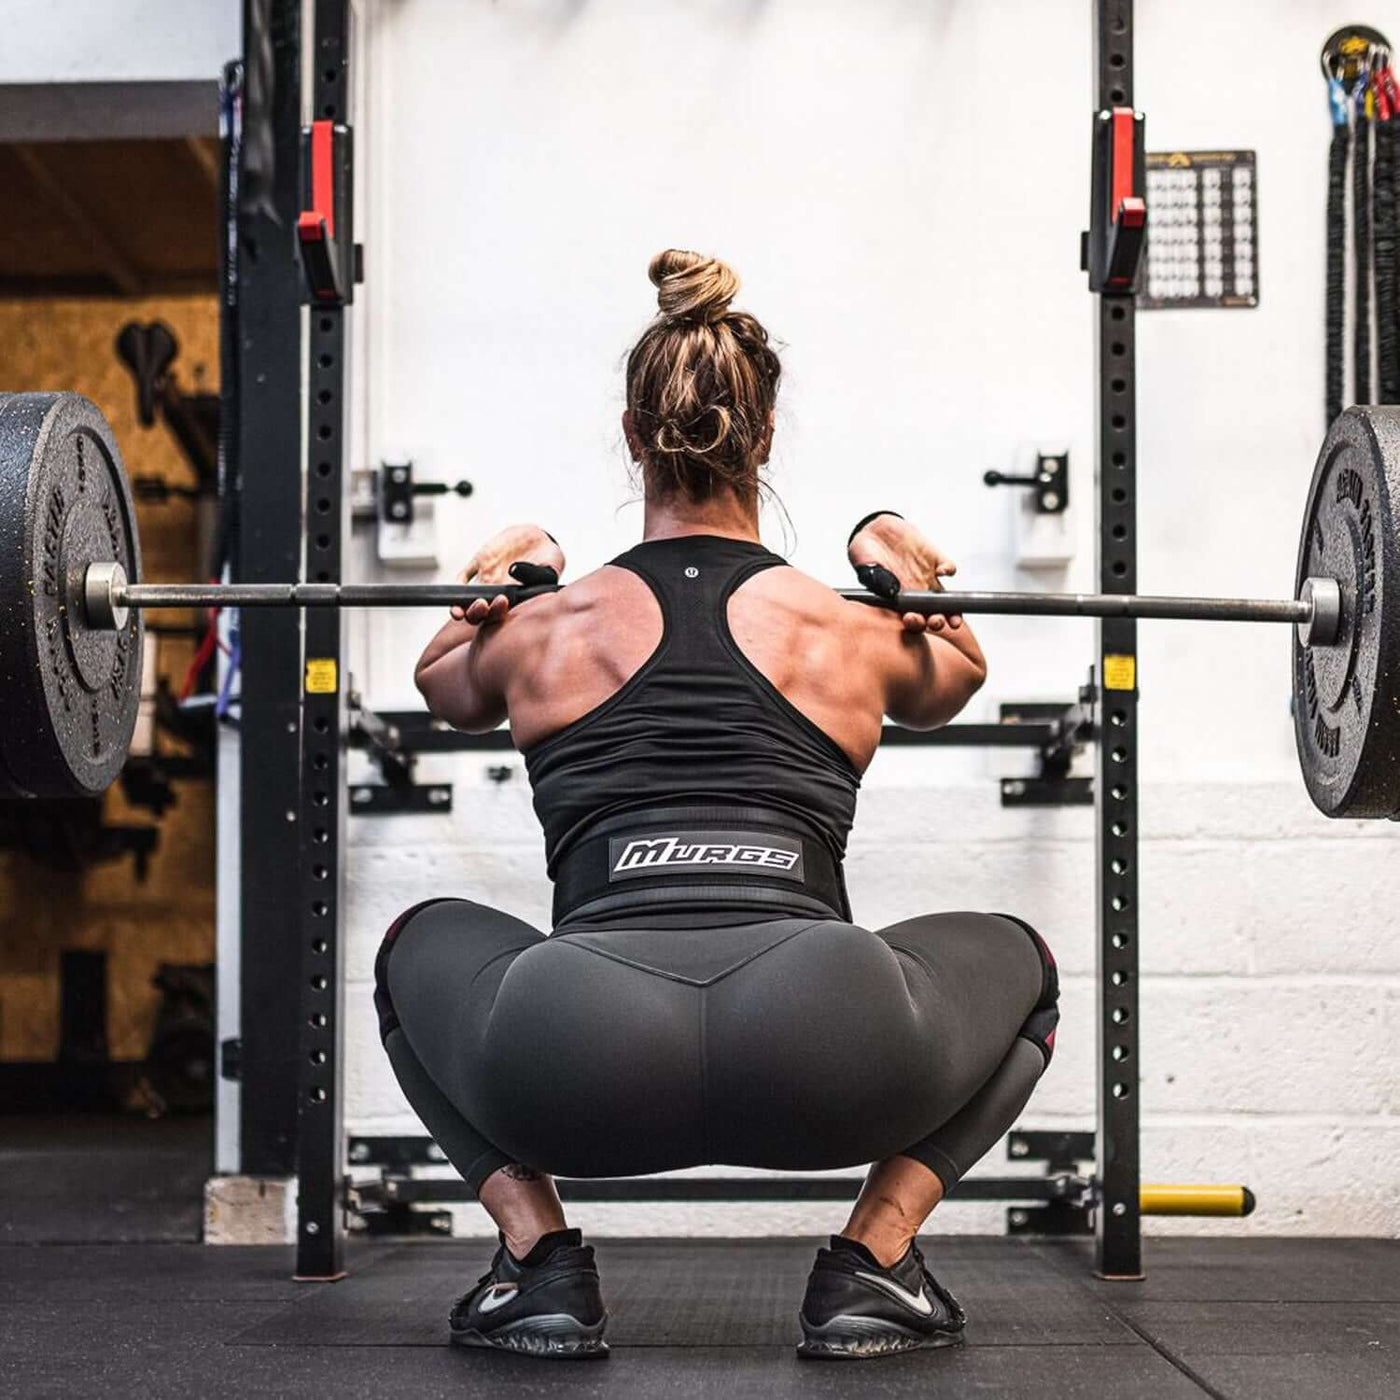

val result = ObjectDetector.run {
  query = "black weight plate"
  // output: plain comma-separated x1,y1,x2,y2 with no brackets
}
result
0,392,143,798
1293,406,1400,818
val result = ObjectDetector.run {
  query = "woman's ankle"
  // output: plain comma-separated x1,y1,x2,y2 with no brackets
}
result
839,1224,915,1269
503,1226,551,1261
839,1155,946,1267
480,1163,567,1261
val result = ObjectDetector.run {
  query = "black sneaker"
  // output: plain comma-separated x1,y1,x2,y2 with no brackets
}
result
797,1235,966,1360
449,1228,608,1359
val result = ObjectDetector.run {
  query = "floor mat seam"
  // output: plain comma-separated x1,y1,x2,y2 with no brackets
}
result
1115,1313,1234,1400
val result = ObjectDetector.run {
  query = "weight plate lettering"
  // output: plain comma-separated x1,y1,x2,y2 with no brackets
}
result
0,392,143,797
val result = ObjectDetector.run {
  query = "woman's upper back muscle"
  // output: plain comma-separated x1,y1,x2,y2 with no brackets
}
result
481,554,896,768
480,567,662,752
725,565,889,768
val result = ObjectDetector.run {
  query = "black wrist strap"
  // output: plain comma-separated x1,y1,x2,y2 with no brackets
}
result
853,561,902,600
847,510,903,547
508,561,560,588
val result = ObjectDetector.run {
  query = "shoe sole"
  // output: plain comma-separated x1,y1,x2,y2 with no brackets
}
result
451,1313,609,1360
797,1313,964,1360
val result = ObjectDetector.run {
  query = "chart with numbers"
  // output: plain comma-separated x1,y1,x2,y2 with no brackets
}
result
1140,150,1258,310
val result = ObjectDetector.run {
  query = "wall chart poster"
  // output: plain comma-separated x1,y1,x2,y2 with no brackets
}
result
1141,150,1258,310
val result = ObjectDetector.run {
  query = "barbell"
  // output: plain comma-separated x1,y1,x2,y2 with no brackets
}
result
2,390,1398,820
80,566,1334,632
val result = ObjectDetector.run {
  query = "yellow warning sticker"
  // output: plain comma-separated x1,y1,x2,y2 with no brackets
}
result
1103,654,1136,692
305,658,338,695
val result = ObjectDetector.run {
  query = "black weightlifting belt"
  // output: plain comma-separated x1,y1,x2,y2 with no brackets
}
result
551,805,850,927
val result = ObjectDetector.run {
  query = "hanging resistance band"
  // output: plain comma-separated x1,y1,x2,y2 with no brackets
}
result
1327,73,1351,428
1322,26,1398,426
1376,66,1400,403
1354,83,1374,406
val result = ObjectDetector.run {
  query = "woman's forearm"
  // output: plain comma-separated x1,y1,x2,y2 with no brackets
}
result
935,617,987,679
414,618,480,688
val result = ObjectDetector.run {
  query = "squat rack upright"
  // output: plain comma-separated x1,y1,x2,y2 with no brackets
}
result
1087,0,1145,1282
222,0,1151,1281
224,0,355,1280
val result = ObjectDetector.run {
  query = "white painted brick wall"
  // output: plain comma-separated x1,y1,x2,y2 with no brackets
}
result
346,773,1400,1238
330,0,1400,1240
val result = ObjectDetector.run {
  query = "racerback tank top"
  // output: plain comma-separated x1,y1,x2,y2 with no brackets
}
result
523,535,861,886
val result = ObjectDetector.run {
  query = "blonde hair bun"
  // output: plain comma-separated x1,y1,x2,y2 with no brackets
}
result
649,248,740,323
626,248,781,506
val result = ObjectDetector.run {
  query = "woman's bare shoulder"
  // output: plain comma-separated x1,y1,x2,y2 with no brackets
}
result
558,563,654,608
492,563,649,631
486,564,659,673
741,561,895,633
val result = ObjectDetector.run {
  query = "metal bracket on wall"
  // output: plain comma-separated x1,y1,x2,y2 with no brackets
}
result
377,461,473,526
998,693,1096,807
346,692,453,815
380,463,414,523
348,783,452,815
1005,1130,1095,1236
351,1196,454,1237
984,452,1071,514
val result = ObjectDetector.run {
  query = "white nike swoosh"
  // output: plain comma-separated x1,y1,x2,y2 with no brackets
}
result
853,1271,935,1317
477,1284,519,1315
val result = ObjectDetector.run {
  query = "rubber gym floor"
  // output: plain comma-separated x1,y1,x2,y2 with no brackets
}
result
1,1118,1397,1399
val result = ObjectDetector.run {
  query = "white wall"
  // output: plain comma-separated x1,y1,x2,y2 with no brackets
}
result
343,0,1400,1238
0,0,240,139
0,1,240,85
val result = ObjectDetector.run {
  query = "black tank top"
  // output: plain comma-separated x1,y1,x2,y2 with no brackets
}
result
523,535,861,883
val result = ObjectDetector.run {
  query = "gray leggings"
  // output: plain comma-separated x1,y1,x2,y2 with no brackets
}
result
375,900,1059,1195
